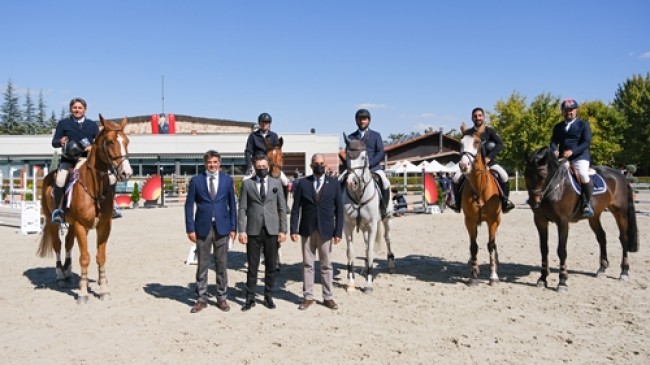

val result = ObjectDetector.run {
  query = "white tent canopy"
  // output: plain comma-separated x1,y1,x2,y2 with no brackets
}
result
424,160,448,173
392,160,422,174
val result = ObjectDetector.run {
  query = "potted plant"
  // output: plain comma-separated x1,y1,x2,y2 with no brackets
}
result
131,182,141,209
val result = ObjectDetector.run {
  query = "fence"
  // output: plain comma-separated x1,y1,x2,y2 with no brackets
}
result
0,167,45,234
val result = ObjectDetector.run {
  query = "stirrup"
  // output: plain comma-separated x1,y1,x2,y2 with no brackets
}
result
581,203,594,218
51,209,65,224
502,199,515,213
447,202,461,213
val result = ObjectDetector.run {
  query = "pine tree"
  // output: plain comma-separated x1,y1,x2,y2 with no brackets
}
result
1,79,23,134
36,90,48,134
48,110,58,131
23,89,35,134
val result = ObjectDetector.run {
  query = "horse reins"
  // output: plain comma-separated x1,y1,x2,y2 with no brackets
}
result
346,156,378,231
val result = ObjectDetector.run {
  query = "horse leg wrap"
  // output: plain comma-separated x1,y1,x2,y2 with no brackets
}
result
55,261,65,281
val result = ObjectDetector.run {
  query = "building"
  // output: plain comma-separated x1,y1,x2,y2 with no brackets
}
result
384,130,461,167
0,114,340,180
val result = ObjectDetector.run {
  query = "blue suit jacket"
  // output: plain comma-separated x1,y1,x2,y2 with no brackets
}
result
52,117,99,162
290,175,343,241
550,118,592,162
347,129,385,172
185,172,237,239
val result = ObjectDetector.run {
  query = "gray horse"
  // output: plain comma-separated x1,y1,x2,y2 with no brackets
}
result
342,135,394,293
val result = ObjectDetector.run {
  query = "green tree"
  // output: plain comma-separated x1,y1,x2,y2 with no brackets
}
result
613,73,650,173
488,91,532,173
0,80,22,134
577,100,626,166
48,110,58,131
36,90,48,134
23,89,35,134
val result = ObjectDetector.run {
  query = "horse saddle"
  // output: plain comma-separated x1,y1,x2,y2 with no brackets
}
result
568,170,607,196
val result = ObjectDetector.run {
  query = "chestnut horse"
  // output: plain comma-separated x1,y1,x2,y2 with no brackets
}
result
458,123,502,286
524,147,638,292
37,115,133,303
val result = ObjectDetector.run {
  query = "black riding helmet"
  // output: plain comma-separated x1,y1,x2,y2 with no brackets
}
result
355,109,371,121
62,140,84,160
258,113,272,124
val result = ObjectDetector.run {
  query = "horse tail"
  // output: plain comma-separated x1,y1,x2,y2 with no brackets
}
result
626,184,639,253
37,173,55,258
37,227,55,258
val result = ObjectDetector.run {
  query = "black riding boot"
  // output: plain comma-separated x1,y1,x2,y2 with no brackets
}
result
499,180,515,213
581,182,594,218
51,185,65,224
447,179,462,213
380,188,390,218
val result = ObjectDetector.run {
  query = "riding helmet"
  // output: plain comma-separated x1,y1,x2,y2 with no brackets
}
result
258,113,272,124
561,99,578,110
62,140,84,160
355,109,371,121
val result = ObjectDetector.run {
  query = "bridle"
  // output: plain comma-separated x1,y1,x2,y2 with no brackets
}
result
527,157,566,207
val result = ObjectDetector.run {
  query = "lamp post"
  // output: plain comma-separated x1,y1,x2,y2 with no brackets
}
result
159,166,165,207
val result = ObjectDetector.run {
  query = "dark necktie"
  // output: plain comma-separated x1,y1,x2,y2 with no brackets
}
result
209,176,216,199
260,178,266,201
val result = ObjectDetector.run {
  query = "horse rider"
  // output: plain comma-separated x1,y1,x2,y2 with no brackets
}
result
244,112,288,186
448,107,515,214
343,108,392,218
50,97,99,224
550,99,594,218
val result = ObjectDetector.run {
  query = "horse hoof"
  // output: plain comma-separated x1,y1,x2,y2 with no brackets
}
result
619,274,630,282
596,270,607,278
77,295,89,304
556,285,569,293
467,279,480,287
56,279,66,288
363,287,373,294
99,293,111,301
489,278,500,286
536,280,547,288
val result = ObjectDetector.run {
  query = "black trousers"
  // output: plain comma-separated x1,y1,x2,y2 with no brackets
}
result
246,229,278,298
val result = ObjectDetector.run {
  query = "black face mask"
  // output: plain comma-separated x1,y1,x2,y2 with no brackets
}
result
255,168,269,179
312,165,326,176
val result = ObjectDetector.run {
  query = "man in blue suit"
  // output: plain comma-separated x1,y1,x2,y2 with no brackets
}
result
550,99,594,217
184,150,237,313
290,153,343,310
345,109,392,217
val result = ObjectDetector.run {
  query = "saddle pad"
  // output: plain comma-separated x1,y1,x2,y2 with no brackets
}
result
568,172,607,196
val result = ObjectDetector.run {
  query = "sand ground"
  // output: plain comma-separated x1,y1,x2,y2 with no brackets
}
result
1,192,648,365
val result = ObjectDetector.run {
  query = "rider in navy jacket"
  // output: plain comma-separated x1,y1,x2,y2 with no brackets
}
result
550,99,594,217
344,109,392,217
50,98,99,224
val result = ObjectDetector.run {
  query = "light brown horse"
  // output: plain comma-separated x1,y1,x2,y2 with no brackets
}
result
264,136,284,180
37,115,133,303
458,123,502,286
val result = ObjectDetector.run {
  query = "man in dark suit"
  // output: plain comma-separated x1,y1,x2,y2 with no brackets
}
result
238,154,287,311
550,98,594,217
290,154,343,310
345,109,392,217
184,150,237,313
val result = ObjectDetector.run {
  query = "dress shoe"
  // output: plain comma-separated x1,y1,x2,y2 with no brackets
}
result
216,299,230,312
323,299,338,310
298,299,315,310
190,301,207,313
263,295,276,309
242,298,256,311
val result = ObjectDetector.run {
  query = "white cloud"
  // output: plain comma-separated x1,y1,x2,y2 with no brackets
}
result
355,103,386,110
640,51,650,59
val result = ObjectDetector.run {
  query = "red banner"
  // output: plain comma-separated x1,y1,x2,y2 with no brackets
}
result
168,113,176,134
151,114,160,134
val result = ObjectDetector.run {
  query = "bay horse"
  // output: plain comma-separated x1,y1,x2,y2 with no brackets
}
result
458,123,502,286
525,146,638,292
37,115,133,303
342,135,394,293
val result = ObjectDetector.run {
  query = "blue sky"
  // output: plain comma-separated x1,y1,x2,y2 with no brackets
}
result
2,1,649,140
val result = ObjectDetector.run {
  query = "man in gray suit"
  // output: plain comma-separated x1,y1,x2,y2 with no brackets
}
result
238,154,287,311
